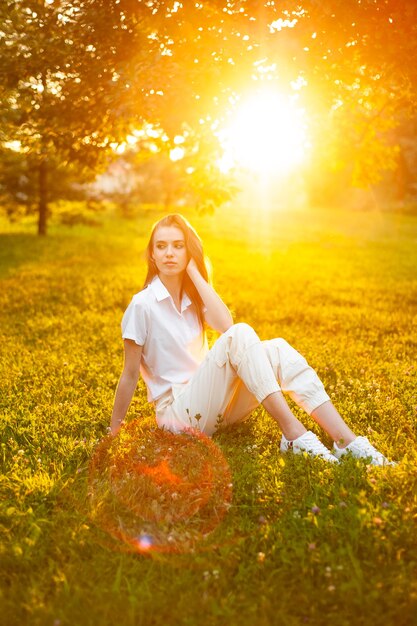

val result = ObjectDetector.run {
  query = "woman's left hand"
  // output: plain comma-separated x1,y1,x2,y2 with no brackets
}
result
186,257,199,277
184,256,233,333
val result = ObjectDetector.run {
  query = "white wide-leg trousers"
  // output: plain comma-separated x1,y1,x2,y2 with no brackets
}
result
155,323,330,436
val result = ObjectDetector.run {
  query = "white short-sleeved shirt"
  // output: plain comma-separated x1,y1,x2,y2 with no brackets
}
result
121,275,208,402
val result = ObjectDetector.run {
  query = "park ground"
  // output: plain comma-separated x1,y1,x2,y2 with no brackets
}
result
0,205,416,626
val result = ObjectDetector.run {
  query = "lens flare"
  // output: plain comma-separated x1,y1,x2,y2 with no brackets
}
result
86,420,232,555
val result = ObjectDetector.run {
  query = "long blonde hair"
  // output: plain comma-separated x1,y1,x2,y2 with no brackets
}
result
143,214,211,330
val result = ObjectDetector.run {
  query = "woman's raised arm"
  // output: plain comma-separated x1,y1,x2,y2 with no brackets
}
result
109,339,142,435
186,259,233,333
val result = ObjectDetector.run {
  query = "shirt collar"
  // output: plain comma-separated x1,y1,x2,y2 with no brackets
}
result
150,275,192,312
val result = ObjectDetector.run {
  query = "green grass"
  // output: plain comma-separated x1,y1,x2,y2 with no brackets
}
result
1,206,417,626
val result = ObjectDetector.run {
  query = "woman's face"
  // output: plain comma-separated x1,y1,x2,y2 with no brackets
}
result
152,225,188,277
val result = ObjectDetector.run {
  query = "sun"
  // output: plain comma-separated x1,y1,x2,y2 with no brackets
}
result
218,91,308,175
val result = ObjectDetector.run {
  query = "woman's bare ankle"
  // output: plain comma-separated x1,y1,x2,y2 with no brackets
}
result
335,435,356,449
282,426,307,441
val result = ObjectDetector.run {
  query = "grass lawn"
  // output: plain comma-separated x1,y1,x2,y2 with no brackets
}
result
1,205,416,626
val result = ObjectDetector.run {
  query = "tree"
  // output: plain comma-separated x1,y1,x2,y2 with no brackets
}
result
0,0,156,234
1,0,260,233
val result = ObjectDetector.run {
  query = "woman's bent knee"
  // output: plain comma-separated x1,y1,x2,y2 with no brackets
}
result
226,322,258,340
213,323,261,368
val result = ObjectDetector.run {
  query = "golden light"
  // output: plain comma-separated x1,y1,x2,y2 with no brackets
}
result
4,140,22,152
169,146,185,161
218,91,308,175
109,142,127,155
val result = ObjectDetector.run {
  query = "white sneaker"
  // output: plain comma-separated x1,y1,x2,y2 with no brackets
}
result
280,431,339,463
333,436,396,466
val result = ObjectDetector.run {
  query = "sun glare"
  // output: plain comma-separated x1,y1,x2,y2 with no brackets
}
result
218,92,308,175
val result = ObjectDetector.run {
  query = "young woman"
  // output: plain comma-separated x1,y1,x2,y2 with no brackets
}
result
110,214,394,465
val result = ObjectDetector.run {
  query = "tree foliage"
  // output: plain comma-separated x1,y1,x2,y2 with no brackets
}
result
1,0,416,233
0,0,154,232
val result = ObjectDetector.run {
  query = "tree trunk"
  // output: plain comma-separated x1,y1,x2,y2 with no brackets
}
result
38,159,48,236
